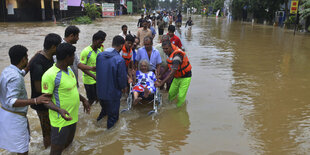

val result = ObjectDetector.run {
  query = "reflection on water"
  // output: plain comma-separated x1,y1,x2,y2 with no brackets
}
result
227,20,310,154
1,15,310,154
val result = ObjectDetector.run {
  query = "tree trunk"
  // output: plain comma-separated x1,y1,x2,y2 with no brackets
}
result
285,0,288,21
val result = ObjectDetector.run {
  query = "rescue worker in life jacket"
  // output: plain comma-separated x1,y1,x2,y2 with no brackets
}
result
121,34,135,79
155,40,192,107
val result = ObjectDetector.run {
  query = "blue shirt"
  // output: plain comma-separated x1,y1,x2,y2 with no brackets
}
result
136,47,162,71
150,26,156,36
132,49,137,64
0,65,28,113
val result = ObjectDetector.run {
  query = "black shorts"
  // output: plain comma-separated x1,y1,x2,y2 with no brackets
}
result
51,123,76,145
84,84,97,101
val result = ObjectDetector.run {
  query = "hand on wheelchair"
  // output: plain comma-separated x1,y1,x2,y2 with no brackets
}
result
155,80,162,87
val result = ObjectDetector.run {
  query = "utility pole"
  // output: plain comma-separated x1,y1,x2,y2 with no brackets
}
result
294,0,300,36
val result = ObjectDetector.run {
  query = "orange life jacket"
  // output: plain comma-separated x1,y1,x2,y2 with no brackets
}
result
121,45,132,67
171,43,180,51
166,49,192,78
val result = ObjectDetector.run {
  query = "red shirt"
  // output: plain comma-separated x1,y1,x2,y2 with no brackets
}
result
169,34,182,49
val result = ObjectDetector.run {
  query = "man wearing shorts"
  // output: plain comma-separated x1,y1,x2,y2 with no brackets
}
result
42,43,90,154
79,31,106,106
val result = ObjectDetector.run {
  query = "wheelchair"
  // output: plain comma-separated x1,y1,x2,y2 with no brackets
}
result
121,83,163,115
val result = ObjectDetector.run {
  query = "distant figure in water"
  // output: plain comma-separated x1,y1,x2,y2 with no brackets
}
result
185,17,194,30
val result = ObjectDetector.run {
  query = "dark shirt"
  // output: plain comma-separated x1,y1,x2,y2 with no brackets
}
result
186,20,193,27
151,15,156,21
137,18,144,27
176,14,182,22
30,52,54,111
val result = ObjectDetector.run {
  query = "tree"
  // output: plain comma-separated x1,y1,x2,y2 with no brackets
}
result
184,0,203,13
212,0,225,12
300,0,310,20
300,0,310,31
232,0,285,23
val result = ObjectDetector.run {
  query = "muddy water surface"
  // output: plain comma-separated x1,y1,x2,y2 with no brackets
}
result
1,15,310,155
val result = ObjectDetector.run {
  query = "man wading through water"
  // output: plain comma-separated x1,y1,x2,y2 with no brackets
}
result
0,45,50,154
29,33,62,149
42,43,90,155
156,40,192,107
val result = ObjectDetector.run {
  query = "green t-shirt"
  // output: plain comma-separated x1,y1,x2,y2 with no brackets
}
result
99,43,104,52
80,45,101,84
41,64,80,128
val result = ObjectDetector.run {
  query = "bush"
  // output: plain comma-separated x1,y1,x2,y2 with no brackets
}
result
84,3,100,20
71,16,92,25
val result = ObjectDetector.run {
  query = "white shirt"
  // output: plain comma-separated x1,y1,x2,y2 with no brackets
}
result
119,32,126,39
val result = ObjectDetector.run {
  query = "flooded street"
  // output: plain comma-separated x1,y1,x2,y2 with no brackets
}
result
1,15,310,154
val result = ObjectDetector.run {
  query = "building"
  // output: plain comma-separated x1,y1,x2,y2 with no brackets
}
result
0,0,83,22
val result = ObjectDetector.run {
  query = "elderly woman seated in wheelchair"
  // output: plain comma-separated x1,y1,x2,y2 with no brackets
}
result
132,59,157,105
123,59,162,115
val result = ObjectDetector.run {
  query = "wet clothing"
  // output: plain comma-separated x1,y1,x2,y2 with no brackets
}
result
80,45,101,85
169,34,183,49
84,84,97,101
136,47,162,71
51,123,76,145
169,77,191,107
99,100,120,129
36,110,51,148
42,64,80,129
96,48,127,129
0,65,29,153
133,70,156,94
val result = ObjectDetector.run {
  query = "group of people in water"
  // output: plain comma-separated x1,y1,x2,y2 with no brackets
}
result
0,13,193,155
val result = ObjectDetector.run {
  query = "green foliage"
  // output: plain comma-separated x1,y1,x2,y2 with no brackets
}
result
232,0,286,22
133,0,159,13
285,15,296,25
84,3,100,20
300,0,310,21
212,0,225,12
184,0,203,13
71,16,92,25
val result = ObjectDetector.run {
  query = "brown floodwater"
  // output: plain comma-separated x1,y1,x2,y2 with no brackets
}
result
1,15,310,155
